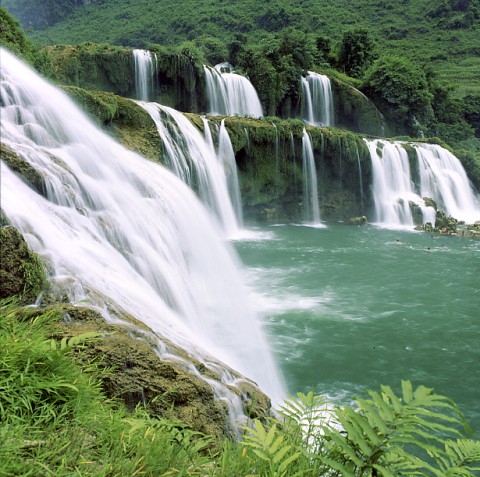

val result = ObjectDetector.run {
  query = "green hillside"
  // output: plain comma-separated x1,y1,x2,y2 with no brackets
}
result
5,0,480,97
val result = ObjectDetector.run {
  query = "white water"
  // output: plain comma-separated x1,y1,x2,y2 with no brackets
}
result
0,48,285,407
137,101,242,236
218,119,244,227
133,49,157,101
301,71,334,127
365,139,480,228
204,63,263,117
302,129,323,226
416,143,480,224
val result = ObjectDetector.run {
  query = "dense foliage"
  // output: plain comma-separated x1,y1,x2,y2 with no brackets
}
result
6,0,480,97
1,300,479,476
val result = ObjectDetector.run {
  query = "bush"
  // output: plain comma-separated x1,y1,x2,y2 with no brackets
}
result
362,55,434,135
337,29,377,79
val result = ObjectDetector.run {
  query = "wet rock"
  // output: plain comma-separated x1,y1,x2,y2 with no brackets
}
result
53,306,273,444
0,225,47,304
423,197,437,210
349,215,367,225
1,144,46,195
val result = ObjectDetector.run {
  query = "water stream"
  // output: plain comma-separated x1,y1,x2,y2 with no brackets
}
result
301,71,334,127
204,63,263,117
0,48,285,408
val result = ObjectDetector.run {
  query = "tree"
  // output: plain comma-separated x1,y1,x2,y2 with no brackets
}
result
362,55,434,135
338,28,376,78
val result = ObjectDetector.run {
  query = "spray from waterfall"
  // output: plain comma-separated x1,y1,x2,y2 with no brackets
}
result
301,71,334,127
0,48,285,409
204,63,263,117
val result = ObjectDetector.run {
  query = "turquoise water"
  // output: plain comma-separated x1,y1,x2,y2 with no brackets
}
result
235,224,480,434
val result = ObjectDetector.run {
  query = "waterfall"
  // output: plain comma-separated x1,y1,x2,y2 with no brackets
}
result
365,139,480,228
415,143,480,225
302,129,322,225
133,49,156,101
138,101,242,236
356,147,365,212
204,63,263,117
301,71,334,127
218,119,244,227
0,48,285,408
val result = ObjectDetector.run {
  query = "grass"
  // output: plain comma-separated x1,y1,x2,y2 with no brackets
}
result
1,297,479,476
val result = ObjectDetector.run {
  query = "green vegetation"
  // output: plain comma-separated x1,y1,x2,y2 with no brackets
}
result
2,300,479,476
6,0,480,97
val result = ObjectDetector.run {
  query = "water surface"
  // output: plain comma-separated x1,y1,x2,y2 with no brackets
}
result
236,224,480,434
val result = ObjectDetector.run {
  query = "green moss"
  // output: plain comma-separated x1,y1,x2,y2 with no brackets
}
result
60,86,162,161
62,85,118,124
108,96,162,161
330,76,388,136
44,44,135,95
0,226,47,305
1,144,45,194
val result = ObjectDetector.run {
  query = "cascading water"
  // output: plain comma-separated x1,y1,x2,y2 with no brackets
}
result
301,71,334,127
218,119,244,227
0,48,285,409
302,129,323,226
365,139,480,228
415,143,480,224
137,101,242,236
133,49,157,101
204,63,263,117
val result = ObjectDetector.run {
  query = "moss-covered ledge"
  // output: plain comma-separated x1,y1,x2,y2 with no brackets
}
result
0,225,47,305
61,86,162,162
46,304,272,444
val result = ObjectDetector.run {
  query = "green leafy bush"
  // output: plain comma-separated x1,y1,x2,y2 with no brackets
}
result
362,55,434,135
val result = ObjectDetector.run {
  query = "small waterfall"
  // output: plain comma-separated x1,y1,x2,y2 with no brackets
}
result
138,101,242,236
133,49,156,101
301,71,334,127
1,48,285,408
204,63,263,117
356,147,365,212
302,129,322,225
365,139,480,228
218,120,244,227
416,143,480,224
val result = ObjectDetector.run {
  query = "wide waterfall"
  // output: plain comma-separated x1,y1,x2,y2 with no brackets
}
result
138,101,242,235
302,129,323,226
301,71,334,127
204,63,263,117
365,139,480,228
0,48,285,408
133,49,157,101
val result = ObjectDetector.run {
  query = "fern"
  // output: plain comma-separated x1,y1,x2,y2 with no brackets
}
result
320,380,478,476
242,419,302,476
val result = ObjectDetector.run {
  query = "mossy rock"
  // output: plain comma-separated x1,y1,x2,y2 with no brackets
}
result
0,226,47,305
49,305,272,444
60,86,162,162
330,78,388,136
44,44,135,96
1,143,46,194
62,85,119,124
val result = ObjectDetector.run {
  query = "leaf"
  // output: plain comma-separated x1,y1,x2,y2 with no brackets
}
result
277,451,301,473
402,380,413,404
